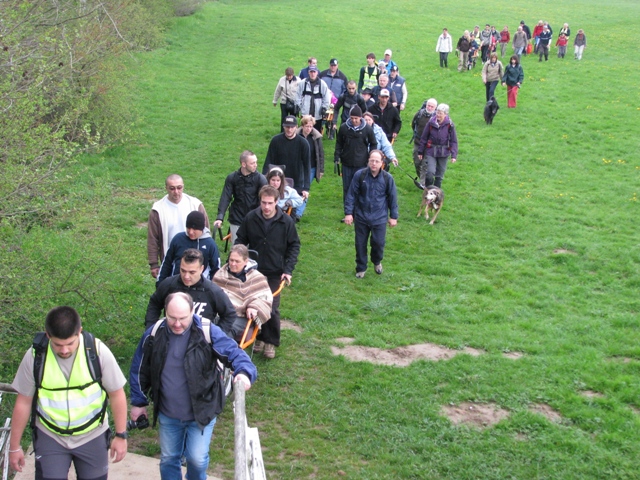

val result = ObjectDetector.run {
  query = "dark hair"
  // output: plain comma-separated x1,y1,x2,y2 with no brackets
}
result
165,292,193,312
45,306,81,339
266,169,286,199
182,248,204,266
259,185,280,201
509,54,520,65
366,52,376,59
285,67,294,76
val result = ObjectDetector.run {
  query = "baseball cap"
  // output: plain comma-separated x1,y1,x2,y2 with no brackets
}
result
330,58,338,66
384,49,392,56
379,89,390,97
282,115,298,127
390,65,398,72
308,66,318,72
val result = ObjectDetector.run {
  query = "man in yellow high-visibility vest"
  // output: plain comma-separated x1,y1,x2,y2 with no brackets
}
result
9,306,128,478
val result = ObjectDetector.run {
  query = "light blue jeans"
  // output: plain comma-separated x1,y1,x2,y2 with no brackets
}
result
296,167,315,217
158,411,217,480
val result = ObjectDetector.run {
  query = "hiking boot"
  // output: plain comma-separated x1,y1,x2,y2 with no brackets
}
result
253,340,264,353
375,264,383,275
263,343,276,359
355,271,366,279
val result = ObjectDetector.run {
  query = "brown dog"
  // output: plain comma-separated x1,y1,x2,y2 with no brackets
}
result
417,186,444,224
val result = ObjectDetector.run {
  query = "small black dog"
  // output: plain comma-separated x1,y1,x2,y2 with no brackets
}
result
484,96,500,124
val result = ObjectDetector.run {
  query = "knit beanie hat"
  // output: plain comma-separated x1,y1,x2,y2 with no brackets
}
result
186,211,205,230
350,105,363,117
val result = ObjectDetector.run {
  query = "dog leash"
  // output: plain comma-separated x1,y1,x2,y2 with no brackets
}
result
393,164,425,190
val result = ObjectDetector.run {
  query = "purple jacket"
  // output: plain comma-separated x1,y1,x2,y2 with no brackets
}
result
417,115,458,159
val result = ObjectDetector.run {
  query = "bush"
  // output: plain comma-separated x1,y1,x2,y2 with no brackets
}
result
0,0,178,223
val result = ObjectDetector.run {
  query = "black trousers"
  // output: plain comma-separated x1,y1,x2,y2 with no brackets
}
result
354,220,387,273
258,275,282,346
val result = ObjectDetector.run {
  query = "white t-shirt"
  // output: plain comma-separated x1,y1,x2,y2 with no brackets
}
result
12,337,126,449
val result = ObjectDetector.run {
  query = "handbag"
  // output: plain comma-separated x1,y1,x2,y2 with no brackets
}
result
526,43,533,54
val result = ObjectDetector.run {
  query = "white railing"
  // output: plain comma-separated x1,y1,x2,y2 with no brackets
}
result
0,383,17,480
233,385,265,480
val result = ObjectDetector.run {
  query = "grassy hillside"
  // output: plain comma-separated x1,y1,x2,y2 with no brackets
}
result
1,0,639,478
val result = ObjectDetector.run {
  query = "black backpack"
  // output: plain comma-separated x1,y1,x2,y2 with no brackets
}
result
31,331,107,434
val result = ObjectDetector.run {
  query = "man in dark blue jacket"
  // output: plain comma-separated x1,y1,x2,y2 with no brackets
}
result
130,292,256,480
344,150,398,278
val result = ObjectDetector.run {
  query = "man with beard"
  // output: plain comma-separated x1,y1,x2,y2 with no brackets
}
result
333,80,368,127
295,66,332,132
368,89,402,143
262,115,311,217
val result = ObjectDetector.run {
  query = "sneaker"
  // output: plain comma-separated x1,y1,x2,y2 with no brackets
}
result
375,264,383,275
263,343,276,359
355,271,366,278
253,340,264,353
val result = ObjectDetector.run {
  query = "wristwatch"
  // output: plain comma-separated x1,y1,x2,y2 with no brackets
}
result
114,431,129,440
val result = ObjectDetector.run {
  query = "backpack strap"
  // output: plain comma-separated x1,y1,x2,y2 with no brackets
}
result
30,330,105,431
30,332,48,430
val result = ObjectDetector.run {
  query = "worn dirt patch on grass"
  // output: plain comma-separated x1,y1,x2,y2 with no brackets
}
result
581,390,604,398
442,402,510,428
281,319,302,332
136,222,148,229
529,403,562,422
629,405,640,415
553,249,577,255
331,342,484,366
503,351,524,359
335,337,355,344
606,356,636,364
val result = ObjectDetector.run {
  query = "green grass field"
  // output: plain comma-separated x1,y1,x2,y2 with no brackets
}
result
2,0,639,478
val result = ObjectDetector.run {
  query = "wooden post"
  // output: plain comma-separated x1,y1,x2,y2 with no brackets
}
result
234,384,247,480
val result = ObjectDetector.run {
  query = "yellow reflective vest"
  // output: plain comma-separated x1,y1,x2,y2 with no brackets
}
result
35,334,107,436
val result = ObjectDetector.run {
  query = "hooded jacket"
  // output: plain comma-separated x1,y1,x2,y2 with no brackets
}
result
157,229,220,284
334,119,377,168
417,115,459,159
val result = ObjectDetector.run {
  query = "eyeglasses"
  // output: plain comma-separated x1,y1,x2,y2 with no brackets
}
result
168,186,184,191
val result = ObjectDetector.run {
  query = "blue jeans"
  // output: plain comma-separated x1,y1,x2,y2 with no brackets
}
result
296,167,315,217
158,412,216,480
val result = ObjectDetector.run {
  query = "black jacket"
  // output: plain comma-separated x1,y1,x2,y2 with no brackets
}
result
235,206,300,278
145,275,238,335
130,316,257,429
334,92,368,124
216,169,267,226
334,119,377,168
368,103,402,140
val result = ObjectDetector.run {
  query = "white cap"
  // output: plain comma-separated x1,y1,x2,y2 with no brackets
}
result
384,49,392,56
